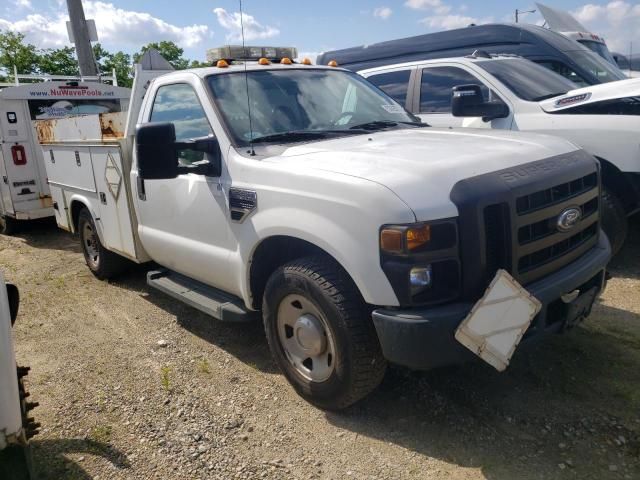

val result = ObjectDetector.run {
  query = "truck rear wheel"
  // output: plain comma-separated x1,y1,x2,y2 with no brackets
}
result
0,216,18,236
78,208,127,280
262,256,386,410
601,188,628,256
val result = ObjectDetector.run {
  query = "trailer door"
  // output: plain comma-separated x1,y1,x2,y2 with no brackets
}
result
0,100,48,217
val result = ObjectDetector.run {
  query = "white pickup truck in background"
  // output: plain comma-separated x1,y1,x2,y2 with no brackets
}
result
360,54,640,254
35,47,610,409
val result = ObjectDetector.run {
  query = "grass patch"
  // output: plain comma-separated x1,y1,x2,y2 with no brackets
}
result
160,366,172,392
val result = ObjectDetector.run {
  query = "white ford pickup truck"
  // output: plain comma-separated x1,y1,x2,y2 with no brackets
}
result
36,47,610,409
359,54,640,254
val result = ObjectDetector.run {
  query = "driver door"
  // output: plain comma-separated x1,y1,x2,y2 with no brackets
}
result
133,82,234,292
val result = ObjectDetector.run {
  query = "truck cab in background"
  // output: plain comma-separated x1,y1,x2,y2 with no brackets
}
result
0,78,130,235
35,47,610,409
360,55,640,254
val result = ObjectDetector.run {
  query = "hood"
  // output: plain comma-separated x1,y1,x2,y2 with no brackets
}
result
266,128,578,221
540,77,640,112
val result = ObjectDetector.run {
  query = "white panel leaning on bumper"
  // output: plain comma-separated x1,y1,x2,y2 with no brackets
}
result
455,269,542,371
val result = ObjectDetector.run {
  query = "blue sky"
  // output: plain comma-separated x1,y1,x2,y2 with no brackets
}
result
1,1,639,61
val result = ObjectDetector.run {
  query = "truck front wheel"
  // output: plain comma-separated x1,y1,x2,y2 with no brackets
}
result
601,188,628,257
78,208,127,280
262,256,386,410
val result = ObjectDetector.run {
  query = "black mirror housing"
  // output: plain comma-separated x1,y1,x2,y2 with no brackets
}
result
136,122,179,180
451,84,509,121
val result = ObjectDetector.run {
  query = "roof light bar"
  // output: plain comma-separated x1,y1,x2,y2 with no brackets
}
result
206,45,298,64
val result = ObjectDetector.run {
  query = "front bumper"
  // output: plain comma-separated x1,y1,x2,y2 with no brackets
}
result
371,234,611,370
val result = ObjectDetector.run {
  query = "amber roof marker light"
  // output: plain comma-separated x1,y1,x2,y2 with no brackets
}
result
216,59,229,68
328,60,338,67
280,57,293,65
301,58,313,65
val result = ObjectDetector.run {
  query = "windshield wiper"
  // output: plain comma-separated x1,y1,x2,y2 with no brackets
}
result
348,120,428,131
251,131,329,144
348,120,399,131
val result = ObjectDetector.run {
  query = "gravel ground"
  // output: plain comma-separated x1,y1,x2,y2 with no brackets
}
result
1,218,639,480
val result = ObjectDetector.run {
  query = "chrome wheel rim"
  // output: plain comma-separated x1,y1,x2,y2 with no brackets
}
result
81,222,100,269
276,294,336,382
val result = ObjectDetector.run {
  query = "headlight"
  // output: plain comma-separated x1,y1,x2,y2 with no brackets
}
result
410,266,432,296
381,224,431,254
379,219,459,306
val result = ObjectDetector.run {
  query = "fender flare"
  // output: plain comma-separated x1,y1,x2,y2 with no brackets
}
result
67,195,107,245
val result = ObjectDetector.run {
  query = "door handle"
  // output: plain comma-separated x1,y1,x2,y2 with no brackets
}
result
136,176,146,201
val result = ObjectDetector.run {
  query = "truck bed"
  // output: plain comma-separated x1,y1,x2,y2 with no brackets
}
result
35,112,148,262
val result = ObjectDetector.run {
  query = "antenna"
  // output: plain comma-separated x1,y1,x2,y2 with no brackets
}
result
239,0,256,156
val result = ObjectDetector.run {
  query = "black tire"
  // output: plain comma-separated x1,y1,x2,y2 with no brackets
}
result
0,444,31,480
601,188,628,257
0,215,19,235
78,208,127,280
263,255,386,410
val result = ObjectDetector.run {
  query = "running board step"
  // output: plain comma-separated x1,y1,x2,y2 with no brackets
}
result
147,270,257,322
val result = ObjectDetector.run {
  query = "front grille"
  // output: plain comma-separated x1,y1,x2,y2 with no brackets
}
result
516,172,597,215
482,167,600,285
451,151,601,300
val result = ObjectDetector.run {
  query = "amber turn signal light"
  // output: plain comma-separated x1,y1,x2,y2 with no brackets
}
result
406,225,431,251
380,229,404,254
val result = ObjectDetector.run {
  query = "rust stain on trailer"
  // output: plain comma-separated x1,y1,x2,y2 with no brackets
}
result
99,112,125,139
34,119,56,144
39,195,53,209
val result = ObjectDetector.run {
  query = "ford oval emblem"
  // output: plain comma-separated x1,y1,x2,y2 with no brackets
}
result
557,207,582,232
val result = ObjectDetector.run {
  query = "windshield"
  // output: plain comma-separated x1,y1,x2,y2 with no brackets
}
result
571,50,628,83
207,68,418,145
578,40,618,66
477,59,576,102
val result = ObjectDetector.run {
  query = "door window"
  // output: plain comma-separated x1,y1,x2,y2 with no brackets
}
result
367,70,412,106
150,84,213,164
419,67,489,113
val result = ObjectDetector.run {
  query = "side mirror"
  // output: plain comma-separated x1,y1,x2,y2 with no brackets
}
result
451,84,509,122
136,122,179,180
136,123,222,179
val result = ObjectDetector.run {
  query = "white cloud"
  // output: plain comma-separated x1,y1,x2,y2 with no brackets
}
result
0,1,210,49
11,0,32,9
373,7,393,20
572,1,640,53
405,0,451,15
213,8,279,42
420,14,492,30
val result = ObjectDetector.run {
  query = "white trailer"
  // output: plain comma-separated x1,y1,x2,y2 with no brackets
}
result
0,80,130,234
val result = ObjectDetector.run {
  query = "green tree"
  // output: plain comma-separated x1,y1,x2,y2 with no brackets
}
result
189,59,210,68
0,30,39,77
36,46,79,76
94,43,132,87
133,41,189,70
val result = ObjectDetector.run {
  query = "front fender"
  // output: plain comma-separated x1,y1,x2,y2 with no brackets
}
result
234,206,407,309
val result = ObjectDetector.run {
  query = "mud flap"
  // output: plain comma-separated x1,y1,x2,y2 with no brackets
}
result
455,269,542,371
